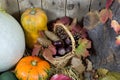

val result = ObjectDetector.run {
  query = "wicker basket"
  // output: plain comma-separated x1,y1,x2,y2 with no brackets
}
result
43,23,76,68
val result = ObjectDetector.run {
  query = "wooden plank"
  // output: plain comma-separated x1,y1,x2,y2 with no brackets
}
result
90,0,106,11
0,0,7,11
18,0,42,14
66,0,90,21
0,0,20,21
41,0,66,21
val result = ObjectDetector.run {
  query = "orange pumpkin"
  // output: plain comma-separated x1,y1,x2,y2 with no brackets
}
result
21,7,48,49
15,56,50,80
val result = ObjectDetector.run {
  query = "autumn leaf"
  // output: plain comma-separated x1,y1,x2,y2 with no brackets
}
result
69,18,82,34
42,44,56,60
99,9,112,23
42,44,56,62
56,16,72,25
86,59,93,71
75,38,91,58
32,44,42,56
43,48,54,61
48,44,56,55
71,57,85,73
106,0,113,9
111,20,120,34
99,9,109,23
97,68,109,76
115,35,120,45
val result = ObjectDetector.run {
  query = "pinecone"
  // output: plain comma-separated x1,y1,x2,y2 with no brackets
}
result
55,26,68,40
73,32,81,41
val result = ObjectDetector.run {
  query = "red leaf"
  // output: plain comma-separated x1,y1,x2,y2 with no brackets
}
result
116,35,120,45
43,48,54,61
111,20,120,34
56,16,72,25
48,44,56,55
32,44,42,56
106,0,113,9
42,45,57,62
80,28,87,38
99,9,109,23
69,18,82,34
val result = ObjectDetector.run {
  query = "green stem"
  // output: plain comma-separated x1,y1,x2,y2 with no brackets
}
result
31,60,37,66
30,8,36,15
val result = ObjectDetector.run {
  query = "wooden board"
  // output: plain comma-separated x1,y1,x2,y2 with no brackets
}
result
18,0,42,14
0,0,20,20
41,0,66,21
90,0,106,11
66,0,90,21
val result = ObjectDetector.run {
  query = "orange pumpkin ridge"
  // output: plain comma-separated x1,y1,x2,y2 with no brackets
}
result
15,56,50,80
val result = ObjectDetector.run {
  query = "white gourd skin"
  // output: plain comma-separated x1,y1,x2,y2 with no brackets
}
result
0,11,25,72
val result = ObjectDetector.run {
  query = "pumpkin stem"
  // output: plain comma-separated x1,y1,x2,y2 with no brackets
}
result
30,8,36,15
31,60,37,66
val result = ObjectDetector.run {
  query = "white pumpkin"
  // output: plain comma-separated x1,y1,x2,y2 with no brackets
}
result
0,10,25,72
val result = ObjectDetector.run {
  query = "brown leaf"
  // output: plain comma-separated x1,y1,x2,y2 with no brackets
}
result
99,9,109,23
71,57,85,73
56,16,72,25
32,44,42,56
43,48,54,61
111,20,120,34
48,44,56,55
86,59,93,71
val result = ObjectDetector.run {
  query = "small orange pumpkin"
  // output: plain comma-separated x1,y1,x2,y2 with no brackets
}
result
15,56,50,80
21,7,48,49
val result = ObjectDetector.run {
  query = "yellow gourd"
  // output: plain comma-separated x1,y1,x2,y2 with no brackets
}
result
21,7,48,49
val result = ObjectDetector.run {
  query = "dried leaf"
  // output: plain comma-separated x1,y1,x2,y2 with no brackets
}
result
56,16,72,25
71,57,85,73
79,28,87,38
37,37,52,47
44,30,60,41
75,38,91,58
86,59,93,71
111,20,120,34
48,44,56,55
69,18,82,34
97,68,109,76
99,9,112,24
99,9,109,23
106,0,113,9
115,35,120,45
32,44,42,56
43,48,54,61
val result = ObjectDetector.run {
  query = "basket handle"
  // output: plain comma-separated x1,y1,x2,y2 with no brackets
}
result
54,23,75,54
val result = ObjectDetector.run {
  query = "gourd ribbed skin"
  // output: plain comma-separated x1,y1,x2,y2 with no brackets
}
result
0,11,25,72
